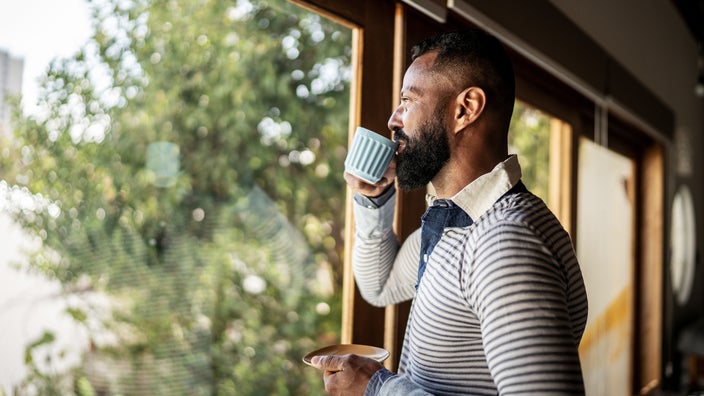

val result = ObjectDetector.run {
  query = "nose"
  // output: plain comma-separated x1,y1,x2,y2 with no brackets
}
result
387,105,403,133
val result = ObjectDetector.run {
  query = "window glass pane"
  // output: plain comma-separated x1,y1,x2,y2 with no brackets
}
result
508,100,551,202
0,0,352,394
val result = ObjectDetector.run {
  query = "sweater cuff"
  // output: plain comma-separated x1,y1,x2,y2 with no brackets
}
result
353,190,396,239
353,184,396,208
364,368,395,396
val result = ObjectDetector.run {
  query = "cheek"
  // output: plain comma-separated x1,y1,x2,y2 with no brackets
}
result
402,107,423,133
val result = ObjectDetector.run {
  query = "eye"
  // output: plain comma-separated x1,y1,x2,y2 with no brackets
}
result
400,96,410,104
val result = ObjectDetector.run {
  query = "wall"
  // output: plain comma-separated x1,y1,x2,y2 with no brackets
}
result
550,0,704,387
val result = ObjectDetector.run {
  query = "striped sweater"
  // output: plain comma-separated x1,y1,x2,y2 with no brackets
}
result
353,156,588,396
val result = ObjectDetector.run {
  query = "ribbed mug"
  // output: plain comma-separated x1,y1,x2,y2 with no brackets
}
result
344,126,398,184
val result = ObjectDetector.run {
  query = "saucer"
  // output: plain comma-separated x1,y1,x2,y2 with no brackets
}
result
302,344,389,367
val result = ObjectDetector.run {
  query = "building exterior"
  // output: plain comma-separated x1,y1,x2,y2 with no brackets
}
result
0,49,24,137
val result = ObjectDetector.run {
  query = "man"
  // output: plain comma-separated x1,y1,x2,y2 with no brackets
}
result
312,29,588,396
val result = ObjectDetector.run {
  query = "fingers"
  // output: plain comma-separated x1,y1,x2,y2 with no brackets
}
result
311,354,345,372
344,158,396,198
312,354,382,395
344,171,395,198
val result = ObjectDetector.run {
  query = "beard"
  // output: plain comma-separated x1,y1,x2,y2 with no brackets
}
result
394,113,451,191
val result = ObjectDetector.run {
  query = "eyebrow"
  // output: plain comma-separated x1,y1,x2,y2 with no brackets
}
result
401,85,422,97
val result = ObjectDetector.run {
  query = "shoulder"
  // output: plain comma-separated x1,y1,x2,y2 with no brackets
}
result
472,192,566,245
463,192,571,283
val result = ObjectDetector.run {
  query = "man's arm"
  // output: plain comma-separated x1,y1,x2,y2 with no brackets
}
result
351,188,419,307
468,221,585,395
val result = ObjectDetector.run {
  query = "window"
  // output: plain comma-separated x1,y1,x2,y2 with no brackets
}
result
0,0,352,394
509,100,574,228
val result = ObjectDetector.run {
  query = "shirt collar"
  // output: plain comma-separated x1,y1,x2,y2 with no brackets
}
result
425,154,522,220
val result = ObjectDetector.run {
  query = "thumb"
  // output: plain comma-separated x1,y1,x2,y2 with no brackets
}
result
311,355,344,371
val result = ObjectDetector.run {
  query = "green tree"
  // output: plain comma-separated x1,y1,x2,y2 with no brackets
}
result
1,0,351,394
509,101,551,202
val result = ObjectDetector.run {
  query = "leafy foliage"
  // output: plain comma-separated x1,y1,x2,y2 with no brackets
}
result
509,101,551,201
1,0,351,394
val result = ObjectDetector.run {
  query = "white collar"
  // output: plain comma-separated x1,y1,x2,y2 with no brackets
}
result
425,154,522,220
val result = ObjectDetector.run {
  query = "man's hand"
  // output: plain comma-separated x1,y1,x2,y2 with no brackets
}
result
344,159,396,198
311,354,384,395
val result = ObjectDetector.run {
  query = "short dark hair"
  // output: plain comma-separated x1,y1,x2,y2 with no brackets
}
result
411,29,516,131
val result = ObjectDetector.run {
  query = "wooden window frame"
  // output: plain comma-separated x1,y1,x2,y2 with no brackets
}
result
291,2,665,386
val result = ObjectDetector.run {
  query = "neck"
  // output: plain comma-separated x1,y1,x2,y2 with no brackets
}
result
431,148,507,199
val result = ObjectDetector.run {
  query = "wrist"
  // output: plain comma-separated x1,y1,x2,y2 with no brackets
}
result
364,368,395,396
365,184,396,207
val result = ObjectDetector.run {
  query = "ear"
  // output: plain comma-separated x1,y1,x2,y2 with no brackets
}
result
451,87,486,133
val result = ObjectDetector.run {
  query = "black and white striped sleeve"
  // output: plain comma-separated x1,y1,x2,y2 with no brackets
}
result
352,193,419,307
465,220,585,395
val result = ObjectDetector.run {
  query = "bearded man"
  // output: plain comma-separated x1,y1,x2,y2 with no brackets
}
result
313,29,588,396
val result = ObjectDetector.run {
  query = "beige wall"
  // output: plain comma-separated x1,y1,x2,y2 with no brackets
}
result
547,0,701,218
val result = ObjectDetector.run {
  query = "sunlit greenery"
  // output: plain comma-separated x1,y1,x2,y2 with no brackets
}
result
1,0,351,394
509,100,551,202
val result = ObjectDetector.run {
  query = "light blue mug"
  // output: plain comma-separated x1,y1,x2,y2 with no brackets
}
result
344,126,398,184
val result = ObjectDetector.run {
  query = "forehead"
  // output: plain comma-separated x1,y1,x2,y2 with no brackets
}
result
402,52,447,96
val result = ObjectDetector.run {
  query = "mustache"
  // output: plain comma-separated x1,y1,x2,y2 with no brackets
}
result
393,129,409,142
